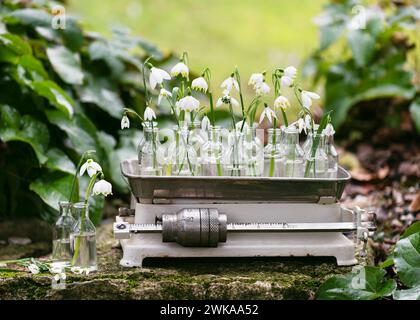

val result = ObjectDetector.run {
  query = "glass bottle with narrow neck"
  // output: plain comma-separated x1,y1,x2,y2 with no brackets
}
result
173,125,197,176
326,134,338,178
223,129,246,176
138,121,158,165
281,127,304,177
140,126,162,176
264,128,283,177
302,124,319,156
304,132,328,178
201,126,223,176
52,201,75,266
188,121,207,175
70,202,97,272
245,126,264,177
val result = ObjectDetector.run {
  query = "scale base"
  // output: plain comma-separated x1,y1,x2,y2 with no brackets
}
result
119,232,357,267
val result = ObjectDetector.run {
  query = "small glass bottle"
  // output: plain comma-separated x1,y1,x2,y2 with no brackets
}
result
188,121,207,175
140,126,162,176
51,201,75,266
223,129,246,176
138,121,158,165
201,126,223,176
264,128,283,177
173,126,198,176
302,124,319,156
281,126,305,177
304,133,328,178
244,126,264,177
70,202,97,272
325,133,338,178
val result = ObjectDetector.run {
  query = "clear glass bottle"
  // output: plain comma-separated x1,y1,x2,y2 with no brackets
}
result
264,128,283,177
223,129,246,176
138,121,158,165
281,126,305,177
51,201,75,266
70,202,97,272
172,126,198,176
140,126,162,176
302,124,319,156
244,127,264,177
304,133,328,178
201,126,223,176
188,121,207,175
325,134,338,178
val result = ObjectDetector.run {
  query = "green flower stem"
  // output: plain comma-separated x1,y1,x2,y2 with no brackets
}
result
71,172,100,266
269,117,277,177
68,150,96,202
281,108,288,127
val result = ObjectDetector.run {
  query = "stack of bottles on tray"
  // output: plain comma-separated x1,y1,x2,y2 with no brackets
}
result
137,121,338,178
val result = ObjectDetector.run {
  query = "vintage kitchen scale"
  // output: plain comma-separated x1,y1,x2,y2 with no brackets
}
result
114,159,376,267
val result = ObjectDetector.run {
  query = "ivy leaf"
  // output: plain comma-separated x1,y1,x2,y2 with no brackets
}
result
0,33,32,56
46,46,84,85
19,54,48,80
6,8,51,27
29,171,75,211
409,99,420,133
0,105,49,164
393,286,420,300
347,30,376,67
316,266,396,300
88,41,125,77
45,148,76,175
394,231,420,288
32,80,74,118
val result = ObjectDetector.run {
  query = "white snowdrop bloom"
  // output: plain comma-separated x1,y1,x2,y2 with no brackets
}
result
216,94,239,107
201,115,211,131
144,107,157,121
323,123,336,136
304,115,313,130
301,90,320,109
248,73,264,87
170,62,189,78
191,77,208,92
54,273,66,281
92,179,112,197
50,263,64,274
149,67,171,90
297,118,306,134
235,120,249,131
28,264,40,274
221,76,239,93
283,66,297,79
158,88,172,105
177,95,200,112
80,159,102,177
121,115,130,130
280,75,294,88
255,82,270,96
274,95,290,110
259,107,277,124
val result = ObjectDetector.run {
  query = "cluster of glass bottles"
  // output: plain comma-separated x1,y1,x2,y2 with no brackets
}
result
52,201,97,272
137,122,338,178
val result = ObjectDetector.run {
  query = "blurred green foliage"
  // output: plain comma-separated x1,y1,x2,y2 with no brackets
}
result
304,0,420,137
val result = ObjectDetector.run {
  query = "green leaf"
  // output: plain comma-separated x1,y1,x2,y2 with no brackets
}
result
393,286,420,300
77,76,124,119
46,46,84,85
0,105,49,164
45,148,76,175
32,80,74,118
88,41,125,76
409,99,420,133
58,17,84,52
19,54,48,80
347,30,376,67
402,221,420,239
394,231,420,287
316,266,396,300
29,171,74,211
319,23,345,51
6,8,51,27
0,33,32,56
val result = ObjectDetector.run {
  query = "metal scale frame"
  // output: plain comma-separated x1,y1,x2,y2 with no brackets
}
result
114,159,376,267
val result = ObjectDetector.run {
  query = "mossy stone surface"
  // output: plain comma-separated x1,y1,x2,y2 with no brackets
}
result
0,221,367,300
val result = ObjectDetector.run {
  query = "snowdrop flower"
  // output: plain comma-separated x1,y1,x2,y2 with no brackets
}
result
221,76,239,93
248,73,264,87
259,106,277,124
149,67,171,90
216,94,239,107
201,115,211,131
191,77,208,93
28,263,40,274
304,115,313,131
283,66,297,79
121,115,130,130
50,263,64,274
92,179,112,197
176,95,200,112
170,62,189,78
297,118,306,134
301,90,320,109
54,273,66,281
323,123,335,136
144,107,156,121
235,120,249,131
280,75,293,88
255,82,270,96
274,95,290,110
80,159,102,177
158,88,172,105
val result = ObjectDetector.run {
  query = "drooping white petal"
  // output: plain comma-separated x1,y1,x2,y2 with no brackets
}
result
323,123,335,136
79,162,88,176
201,116,211,131
301,90,320,109
158,88,172,105
149,67,170,89
248,73,264,87
297,118,306,134
259,107,276,124
80,159,102,177
121,115,130,129
191,77,208,92
177,95,200,112
304,115,313,130
284,66,297,79
221,76,239,93
280,75,293,88
274,95,290,110
170,62,189,78
28,264,40,274
216,98,223,108
255,82,270,96
230,97,239,107
92,179,112,196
